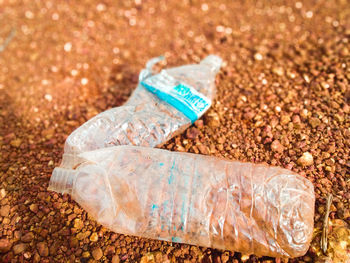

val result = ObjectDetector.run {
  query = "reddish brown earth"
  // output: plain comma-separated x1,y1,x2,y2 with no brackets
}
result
0,0,349,262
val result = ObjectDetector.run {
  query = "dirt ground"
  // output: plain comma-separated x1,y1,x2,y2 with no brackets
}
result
0,0,349,262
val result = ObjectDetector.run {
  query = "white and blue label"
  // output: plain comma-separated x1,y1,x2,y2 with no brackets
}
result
141,70,211,123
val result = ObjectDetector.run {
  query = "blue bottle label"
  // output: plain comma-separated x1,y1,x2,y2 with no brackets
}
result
141,71,211,123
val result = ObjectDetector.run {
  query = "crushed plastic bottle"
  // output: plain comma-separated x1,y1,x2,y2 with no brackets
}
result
49,146,315,258
60,55,222,168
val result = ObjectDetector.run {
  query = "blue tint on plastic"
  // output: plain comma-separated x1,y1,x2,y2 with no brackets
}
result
141,81,208,123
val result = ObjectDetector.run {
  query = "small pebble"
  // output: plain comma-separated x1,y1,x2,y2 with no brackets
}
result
298,152,314,166
280,115,291,125
292,115,301,124
272,67,284,76
10,138,22,147
37,241,49,257
206,111,220,128
29,203,38,213
254,53,263,61
64,42,72,52
112,255,120,263
92,247,103,260
44,94,52,102
73,218,84,229
89,232,98,242
186,127,200,139
70,237,79,248
81,78,88,85
0,239,12,253
271,140,284,153
13,243,27,255
194,119,204,129
21,232,34,243
0,205,10,217
0,189,6,198
33,253,41,262
309,117,321,128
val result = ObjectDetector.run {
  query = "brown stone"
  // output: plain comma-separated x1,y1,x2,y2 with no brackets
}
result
197,144,209,155
186,127,200,139
37,241,49,257
33,253,41,263
309,118,321,128
92,247,103,260
21,232,34,243
29,203,39,213
112,255,120,263
298,152,314,166
69,237,78,248
10,138,22,147
0,239,12,253
73,218,84,229
13,243,27,255
206,112,220,128
0,205,10,217
271,140,284,153
89,232,98,242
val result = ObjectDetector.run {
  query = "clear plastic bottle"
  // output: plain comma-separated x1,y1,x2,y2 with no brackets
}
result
49,146,315,258
60,55,222,168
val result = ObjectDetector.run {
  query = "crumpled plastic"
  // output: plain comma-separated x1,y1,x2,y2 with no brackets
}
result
49,146,315,258
59,55,222,169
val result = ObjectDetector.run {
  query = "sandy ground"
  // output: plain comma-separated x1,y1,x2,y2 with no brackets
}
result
0,0,349,262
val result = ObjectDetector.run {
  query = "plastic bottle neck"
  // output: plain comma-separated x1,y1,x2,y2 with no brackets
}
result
200,55,223,74
48,168,77,195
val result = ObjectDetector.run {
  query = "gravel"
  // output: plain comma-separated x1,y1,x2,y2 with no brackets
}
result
0,0,349,262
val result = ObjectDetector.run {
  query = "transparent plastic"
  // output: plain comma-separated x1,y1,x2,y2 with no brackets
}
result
49,146,315,258
60,55,222,168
